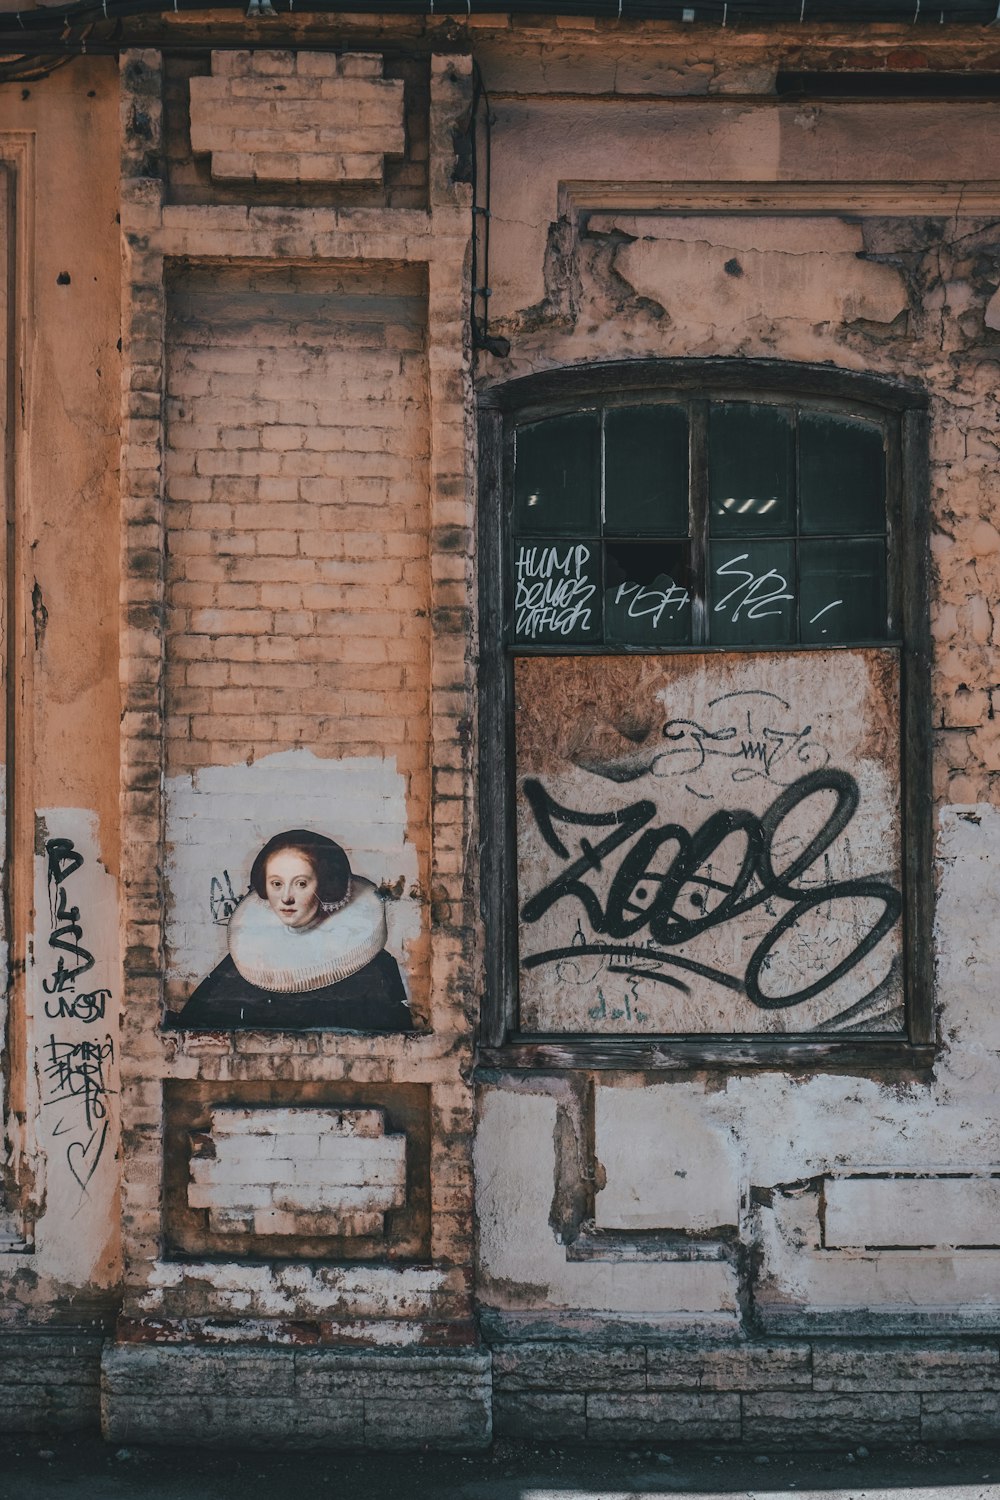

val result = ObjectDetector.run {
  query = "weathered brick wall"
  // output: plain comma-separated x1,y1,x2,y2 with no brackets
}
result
189,50,405,184
188,1106,407,1238
164,260,429,776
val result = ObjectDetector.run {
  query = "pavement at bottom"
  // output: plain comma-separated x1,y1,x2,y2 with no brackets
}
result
1,1436,1000,1500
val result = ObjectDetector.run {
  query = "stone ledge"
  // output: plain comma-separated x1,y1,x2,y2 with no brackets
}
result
0,1329,105,1433
101,1342,492,1450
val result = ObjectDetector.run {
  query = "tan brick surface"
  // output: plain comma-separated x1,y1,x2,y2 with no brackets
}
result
164,261,430,773
189,51,405,184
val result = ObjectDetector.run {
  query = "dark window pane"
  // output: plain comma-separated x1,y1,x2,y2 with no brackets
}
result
511,537,601,645
514,413,600,535
709,540,795,646
605,541,693,645
800,538,887,643
604,405,689,537
709,404,794,537
799,412,885,535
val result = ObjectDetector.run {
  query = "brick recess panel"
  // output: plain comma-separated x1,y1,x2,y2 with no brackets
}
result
188,1106,407,1238
164,261,429,775
188,50,405,183
163,261,432,995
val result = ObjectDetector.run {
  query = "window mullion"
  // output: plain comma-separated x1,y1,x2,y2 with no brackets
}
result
688,399,709,647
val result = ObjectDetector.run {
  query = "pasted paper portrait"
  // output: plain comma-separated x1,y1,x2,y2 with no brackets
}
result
167,828,413,1033
515,650,903,1036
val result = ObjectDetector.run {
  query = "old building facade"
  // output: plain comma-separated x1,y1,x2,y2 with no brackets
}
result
1,0,1000,1448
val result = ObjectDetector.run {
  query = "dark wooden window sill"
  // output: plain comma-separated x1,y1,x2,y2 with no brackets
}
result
476,1037,936,1078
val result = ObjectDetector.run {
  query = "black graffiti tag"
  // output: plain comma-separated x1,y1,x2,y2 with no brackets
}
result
39,836,114,1192
44,988,110,1022
210,869,240,925
520,769,901,1010
42,837,95,993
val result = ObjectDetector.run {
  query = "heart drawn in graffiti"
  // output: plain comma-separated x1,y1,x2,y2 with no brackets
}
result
66,1121,109,1192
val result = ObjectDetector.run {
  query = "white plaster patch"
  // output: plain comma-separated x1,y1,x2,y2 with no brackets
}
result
594,1084,740,1232
189,1106,407,1238
164,748,420,988
935,803,1000,1050
141,1258,453,1325
824,1175,1000,1249
0,773,11,1237
475,1088,739,1323
27,809,120,1282
480,804,1000,1325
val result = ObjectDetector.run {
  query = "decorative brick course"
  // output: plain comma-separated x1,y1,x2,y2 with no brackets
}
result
189,51,405,184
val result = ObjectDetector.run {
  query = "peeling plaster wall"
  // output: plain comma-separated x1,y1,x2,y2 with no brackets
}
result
0,60,122,1327
474,27,1000,1338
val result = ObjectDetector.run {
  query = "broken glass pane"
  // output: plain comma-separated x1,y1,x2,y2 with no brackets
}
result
605,541,693,645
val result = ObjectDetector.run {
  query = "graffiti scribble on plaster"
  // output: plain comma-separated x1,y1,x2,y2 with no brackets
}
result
515,651,903,1036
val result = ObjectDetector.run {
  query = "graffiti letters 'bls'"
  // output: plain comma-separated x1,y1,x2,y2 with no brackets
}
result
514,652,903,1036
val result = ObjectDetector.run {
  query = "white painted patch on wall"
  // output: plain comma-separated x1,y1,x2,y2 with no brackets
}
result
188,1105,407,1238
594,1085,740,1232
0,772,21,1248
26,808,120,1283
478,806,1000,1327
164,748,420,988
475,1088,739,1323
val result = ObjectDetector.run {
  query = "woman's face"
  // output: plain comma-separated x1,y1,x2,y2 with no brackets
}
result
265,849,320,929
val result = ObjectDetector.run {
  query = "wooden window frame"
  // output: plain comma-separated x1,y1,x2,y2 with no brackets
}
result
477,359,934,1076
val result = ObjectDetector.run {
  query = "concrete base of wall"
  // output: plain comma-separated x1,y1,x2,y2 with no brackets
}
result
100,1342,493,1450
3,1331,998,1448
0,1328,104,1432
492,1339,1000,1447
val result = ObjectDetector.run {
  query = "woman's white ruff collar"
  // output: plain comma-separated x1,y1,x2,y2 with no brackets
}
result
227,878,388,994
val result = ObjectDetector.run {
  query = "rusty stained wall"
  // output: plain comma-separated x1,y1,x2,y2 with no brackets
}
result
3,14,1000,1377
0,60,123,1322
473,22,1000,1335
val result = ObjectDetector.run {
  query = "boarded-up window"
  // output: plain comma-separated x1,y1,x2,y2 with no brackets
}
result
480,373,931,1062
